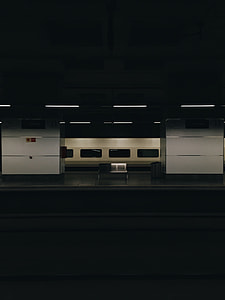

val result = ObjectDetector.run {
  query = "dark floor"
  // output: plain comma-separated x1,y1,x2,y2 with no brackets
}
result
0,170,224,189
1,171,225,299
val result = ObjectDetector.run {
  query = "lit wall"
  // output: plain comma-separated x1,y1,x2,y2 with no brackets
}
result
65,138,160,166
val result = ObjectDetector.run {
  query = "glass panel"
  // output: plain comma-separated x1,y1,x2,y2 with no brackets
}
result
109,149,130,157
80,149,102,158
137,149,159,157
66,149,74,158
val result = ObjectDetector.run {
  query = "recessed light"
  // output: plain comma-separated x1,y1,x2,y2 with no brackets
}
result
104,121,133,124
113,121,133,124
180,104,215,108
69,121,91,124
45,105,80,108
113,105,147,108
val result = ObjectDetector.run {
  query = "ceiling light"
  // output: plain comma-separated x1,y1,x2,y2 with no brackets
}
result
69,121,91,124
45,105,80,108
0,104,11,107
59,121,66,124
113,121,133,124
113,105,147,108
180,104,215,108
153,121,161,124
104,121,133,124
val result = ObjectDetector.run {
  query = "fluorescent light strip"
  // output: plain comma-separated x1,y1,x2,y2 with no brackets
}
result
113,105,147,108
180,104,215,108
59,121,66,124
154,121,161,124
45,105,79,108
113,121,133,124
69,121,91,124
0,104,11,107
104,121,133,124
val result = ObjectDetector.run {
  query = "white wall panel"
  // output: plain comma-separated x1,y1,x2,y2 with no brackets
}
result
1,119,62,174
166,156,224,174
166,137,224,156
2,156,60,174
2,137,60,156
164,118,224,174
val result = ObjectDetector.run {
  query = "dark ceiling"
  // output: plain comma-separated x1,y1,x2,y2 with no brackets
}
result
0,0,225,123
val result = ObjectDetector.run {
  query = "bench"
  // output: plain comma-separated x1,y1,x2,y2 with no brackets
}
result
98,163,128,183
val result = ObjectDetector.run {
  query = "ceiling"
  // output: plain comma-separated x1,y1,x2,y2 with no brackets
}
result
0,0,225,124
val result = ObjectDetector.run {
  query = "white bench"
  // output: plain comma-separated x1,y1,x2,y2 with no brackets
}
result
110,163,127,173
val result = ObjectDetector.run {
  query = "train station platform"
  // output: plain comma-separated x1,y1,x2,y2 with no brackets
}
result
0,170,225,214
0,170,224,188
1,171,225,299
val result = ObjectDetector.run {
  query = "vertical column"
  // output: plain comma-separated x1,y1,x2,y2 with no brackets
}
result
1,119,62,175
162,118,224,174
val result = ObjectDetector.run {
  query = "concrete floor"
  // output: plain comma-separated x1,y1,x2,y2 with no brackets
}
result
0,171,224,189
1,171,225,299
